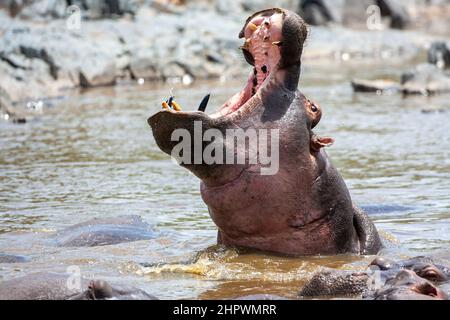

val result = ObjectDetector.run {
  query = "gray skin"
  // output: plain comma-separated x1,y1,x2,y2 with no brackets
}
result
299,256,450,300
148,8,381,256
53,215,156,247
0,273,157,300
0,253,30,263
370,270,448,300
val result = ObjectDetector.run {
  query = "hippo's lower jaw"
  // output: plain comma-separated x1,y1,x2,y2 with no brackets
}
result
148,8,382,255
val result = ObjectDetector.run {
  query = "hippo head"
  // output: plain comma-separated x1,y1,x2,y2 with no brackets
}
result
148,8,327,182
148,9,356,256
375,270,448,300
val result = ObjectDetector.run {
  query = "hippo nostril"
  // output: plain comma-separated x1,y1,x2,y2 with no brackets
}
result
414,282,439,297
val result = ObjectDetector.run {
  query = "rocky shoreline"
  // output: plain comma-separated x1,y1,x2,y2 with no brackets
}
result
1,0,450,121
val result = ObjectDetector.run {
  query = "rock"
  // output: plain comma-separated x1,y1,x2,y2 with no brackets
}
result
0,253,30,263
79,59,117,87
54,215,156,247
16,0,141,20
421,107,445,114
299,270,369,297
352,64,450,95
241,0,296,12
298,0,410,29
377,0,411,29
401,63,450,95
129,48,162,80
428,41,450,69
351,79,401,93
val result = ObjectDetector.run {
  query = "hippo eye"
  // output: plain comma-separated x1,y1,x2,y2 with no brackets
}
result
311,105,318,112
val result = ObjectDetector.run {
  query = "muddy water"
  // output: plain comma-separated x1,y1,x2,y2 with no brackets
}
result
0,61,449,299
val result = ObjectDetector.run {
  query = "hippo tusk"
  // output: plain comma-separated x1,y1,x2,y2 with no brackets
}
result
171,101,182,111
248,23,257,31
198,94,211,112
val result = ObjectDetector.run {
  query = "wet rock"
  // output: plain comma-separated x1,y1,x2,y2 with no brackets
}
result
129,49,161,81
54,215,156,247
351,79,401,93
401,63,450,95
428,41,450,69
352,64,450,95
15,0,140,20
0,273,157,300
0,253,30,263
298,0,410,29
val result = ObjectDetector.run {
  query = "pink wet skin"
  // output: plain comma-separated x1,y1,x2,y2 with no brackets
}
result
210,13,283,119
148,8,382,256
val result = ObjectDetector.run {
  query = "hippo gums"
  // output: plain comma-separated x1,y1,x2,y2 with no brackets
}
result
148,8,382,255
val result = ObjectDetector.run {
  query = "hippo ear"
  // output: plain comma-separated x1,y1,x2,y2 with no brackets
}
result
310,135,335,152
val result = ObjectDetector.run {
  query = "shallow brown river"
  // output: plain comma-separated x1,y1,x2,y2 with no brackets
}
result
0,60,449,299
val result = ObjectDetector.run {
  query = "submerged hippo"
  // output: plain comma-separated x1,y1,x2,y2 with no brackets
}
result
0,273,157,300
148,8,381,255
0,253,30,263
300,256,450,300
53,215,156,247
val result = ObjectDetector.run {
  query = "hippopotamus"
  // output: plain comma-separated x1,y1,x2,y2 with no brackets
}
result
299,256,450,300
53,215,156,247
0,253,30,263
0,273,157,300
148,8,381,255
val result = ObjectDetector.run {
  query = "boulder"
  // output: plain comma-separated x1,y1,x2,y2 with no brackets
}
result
428,41,450,69
352,79,401,93
298,0,410,29
401,63,450,95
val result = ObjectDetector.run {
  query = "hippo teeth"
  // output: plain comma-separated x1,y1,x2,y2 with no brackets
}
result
198,94,211,112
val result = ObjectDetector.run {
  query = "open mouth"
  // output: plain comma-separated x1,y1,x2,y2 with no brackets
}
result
206,9,284,119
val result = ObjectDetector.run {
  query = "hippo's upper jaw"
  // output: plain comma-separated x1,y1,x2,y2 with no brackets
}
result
148,8,381,256
148,8,308,186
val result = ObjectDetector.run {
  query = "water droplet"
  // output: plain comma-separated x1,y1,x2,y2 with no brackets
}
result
182,74,193,86
341,53,350,61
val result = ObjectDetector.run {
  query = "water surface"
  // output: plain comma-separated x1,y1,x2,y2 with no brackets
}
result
0,61,449,299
